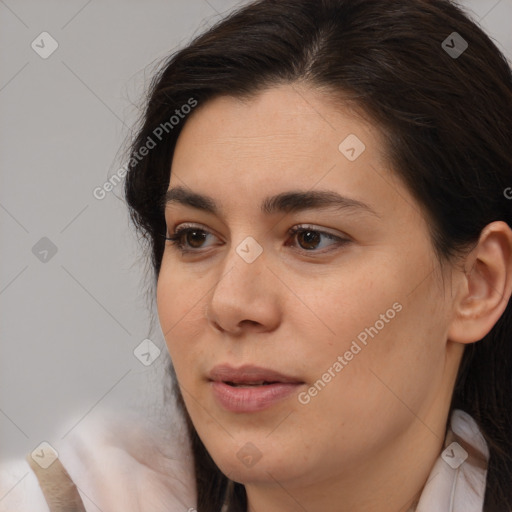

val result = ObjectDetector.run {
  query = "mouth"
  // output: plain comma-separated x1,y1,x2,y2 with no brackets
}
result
223,380,281,387
208,364,305,412
208,364,304,386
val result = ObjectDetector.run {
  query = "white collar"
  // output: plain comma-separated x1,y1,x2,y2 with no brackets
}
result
411,409,489,512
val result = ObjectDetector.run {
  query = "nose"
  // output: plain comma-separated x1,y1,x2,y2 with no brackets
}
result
205,242,281,336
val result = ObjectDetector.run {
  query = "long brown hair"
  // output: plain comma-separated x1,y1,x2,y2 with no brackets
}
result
124,1,512,510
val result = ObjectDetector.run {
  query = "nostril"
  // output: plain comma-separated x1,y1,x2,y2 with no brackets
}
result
241,320,260,327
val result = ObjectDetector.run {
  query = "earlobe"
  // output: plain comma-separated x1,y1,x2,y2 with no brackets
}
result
448,221,512,345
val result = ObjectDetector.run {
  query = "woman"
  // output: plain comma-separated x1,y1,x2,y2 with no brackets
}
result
2,0,511,511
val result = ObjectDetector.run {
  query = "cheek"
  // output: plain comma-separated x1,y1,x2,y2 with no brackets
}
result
292,308,445,468
287,261,399,363
156,257,204,326
156,266,204,368
293,255,447,416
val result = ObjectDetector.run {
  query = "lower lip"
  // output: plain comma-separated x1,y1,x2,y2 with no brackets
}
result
210,381,302,412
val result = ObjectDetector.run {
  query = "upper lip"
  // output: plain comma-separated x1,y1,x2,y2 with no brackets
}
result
208,364,304,384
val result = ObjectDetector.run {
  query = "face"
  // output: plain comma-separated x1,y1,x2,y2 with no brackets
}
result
156,84,461,490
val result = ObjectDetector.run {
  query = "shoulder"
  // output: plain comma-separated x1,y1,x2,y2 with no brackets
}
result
0,409,196,512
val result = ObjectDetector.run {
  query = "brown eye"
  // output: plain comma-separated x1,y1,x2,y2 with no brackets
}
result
184,229,207,248
296,230,322,250
165,225,215,253
287,226,349,253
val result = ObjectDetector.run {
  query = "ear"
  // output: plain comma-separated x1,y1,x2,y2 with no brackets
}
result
448,221,512,344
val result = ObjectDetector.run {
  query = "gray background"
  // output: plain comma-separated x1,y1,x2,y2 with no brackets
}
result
1,0,511,461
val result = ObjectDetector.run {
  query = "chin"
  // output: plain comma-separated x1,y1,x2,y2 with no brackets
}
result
215,456,289,485
203,438,304,486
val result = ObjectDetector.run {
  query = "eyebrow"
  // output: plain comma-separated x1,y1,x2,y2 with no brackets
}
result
162,186,379,218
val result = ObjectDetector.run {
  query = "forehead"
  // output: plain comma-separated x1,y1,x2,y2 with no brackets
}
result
168,84,409,223
173,86,381,174
175,85,379,154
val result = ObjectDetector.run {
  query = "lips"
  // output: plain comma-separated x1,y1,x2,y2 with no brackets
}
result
208,364,303,386
208,364,304,412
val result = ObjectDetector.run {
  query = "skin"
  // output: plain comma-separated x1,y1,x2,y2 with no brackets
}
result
156,84,512,512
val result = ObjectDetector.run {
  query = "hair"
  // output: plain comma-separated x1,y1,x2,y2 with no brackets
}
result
124,1,512,510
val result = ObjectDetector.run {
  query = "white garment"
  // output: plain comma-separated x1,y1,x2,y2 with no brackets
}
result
0,409,196,512
0,408,489,511
414,409,489,512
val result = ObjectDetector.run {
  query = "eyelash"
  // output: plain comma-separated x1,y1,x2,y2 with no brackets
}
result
164,224,350,255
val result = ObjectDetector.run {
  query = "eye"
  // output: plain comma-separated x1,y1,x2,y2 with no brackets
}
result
286,225,349,252
164,223,350,255
164,223,218,253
